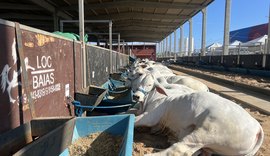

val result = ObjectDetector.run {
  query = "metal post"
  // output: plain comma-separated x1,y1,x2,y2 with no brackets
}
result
123,40,125,54
53,10,59,31
159,42,161,56
166,37,168,57
97,39,100,46
174,30,176,53
169,34,172,57
223,0,231,57
156,43,158,58
60,21,64,32
267,6,270,54
201,8,207,56
131,42,133,54
237,43,241,65
180,26,183,56
144,42,146,49
263,39,267,68
118,33,120,53
109,20,112,73
188,18,193,56
161,41,163,56
79,0,86,88
264,38,268,54
163,39,165,54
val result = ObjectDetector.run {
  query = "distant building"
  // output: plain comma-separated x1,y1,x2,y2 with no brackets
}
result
206,43,222,51
130,44,156,61
230,23,268,43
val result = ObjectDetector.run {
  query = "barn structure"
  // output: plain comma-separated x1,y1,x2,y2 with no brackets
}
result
0,0,214,142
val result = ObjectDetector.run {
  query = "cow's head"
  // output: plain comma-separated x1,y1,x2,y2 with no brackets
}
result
133,73,167,103
125,67,145,87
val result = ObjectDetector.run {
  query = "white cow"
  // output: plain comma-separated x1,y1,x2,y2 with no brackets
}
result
127,70,193,96
130,73,194,115
128,66,208,92
166,75,209,92
133,74,264,156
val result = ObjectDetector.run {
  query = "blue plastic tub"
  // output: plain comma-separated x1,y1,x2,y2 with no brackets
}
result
60,115,135,156
13,115,134,156
102,78,126,91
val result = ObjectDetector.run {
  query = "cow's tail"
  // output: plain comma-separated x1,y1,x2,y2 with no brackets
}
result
245,126,264,156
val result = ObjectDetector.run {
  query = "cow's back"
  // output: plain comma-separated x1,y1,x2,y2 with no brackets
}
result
162,92,261,155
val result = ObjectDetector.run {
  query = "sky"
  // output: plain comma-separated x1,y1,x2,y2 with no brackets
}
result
167,0,270,51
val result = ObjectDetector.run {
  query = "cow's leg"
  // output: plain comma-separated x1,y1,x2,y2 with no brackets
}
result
145,142,204,156
135,110,163,127
145,128,208,156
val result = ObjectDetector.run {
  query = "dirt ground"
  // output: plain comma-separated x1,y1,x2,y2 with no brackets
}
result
69,132,122,156
171,65,270,89
244,106,270,156
133,128,170,156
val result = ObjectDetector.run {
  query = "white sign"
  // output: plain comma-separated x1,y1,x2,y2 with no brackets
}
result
31,55,61,100
92,71,95,78
65,84,70,97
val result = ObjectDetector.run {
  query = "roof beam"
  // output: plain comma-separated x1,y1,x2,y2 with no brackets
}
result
120,30,167,35
87,12,189,20
0,13,52,20
61,1,204,10
120,33,164,39
114,19,179,27
112,24,176,29
0,3,43,10
28,0,73,20
19,20,54,25
96,24,176,29
123,37,160,42
112,26,171,32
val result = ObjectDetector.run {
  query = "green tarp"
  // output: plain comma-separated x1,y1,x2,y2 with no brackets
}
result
53,31,88,42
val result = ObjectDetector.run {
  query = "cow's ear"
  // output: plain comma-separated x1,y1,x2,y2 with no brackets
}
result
156,86,168,96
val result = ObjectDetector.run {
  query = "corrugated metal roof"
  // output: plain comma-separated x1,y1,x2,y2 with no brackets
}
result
0,0,213,42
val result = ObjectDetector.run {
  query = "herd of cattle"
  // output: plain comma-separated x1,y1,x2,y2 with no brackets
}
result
123,59,264,156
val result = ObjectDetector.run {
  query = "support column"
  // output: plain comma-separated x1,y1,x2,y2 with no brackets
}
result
180,26,183,56
166,37,168,57
109,20,112,73
131,42,133,54
158,42,160,54
156,43,158,58
97,39,100,46
267,6,270,54
169,34,172,57
188,19,193,56
123,40,125,54
79,0,86,88
174,30,176,53
223,0,231,57
163,39,165,56
201,8,207,56
118,33,120,53
53,10,59,31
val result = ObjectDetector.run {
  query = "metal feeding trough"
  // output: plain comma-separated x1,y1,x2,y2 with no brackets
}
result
0,117,72,156
74,85,107,114
72,79,136,116
60,115,134,156
10,115,134,156
73,91,134,115
109,73,127,82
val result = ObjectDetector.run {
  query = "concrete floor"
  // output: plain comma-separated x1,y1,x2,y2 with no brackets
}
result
171,69,270,115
